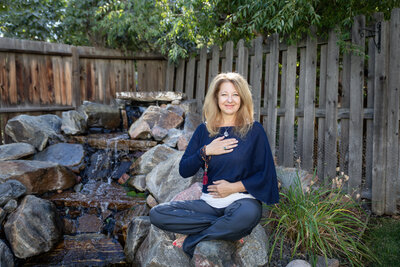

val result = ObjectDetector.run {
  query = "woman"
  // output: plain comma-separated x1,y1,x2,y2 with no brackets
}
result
150,72,279,257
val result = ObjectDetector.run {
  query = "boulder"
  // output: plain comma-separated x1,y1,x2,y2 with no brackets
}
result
192,224,268,267
179,100,198,115
156,108,184,130
163,128,183,148
128,175,146,192
129,120,152,140
4,195,62,259
116,91,184,102
183,112,202,134
3,199,18,213
286,260,312,267
5,114,64,151
130,144,177,176
146,194,158,208
0,179,26,207
166,104,185,117
177,133,191,151
0,208,6,225
316,256,340,267
0,239,14,267
78,101,121,129
124,216,151,263
114,207,150,246
193,240,236,266
146,151,201,203
0,143,36,161
171,182,202,202
276,166,317,193
34,143,85,173
0,160,76,194
61,110,87,135
151,126,169,141
136,225,191,267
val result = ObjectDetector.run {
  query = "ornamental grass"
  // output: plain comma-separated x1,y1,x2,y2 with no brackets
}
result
264,172,378,267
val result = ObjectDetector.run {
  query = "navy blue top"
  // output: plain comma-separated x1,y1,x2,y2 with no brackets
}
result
179,122,279,205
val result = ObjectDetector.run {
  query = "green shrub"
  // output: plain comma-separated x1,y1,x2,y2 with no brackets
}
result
264,172,377,266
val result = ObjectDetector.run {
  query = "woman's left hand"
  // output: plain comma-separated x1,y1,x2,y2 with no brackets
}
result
208,180,245,198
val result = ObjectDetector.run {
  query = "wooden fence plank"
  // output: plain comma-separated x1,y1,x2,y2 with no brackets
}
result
252,36,263,122
267,34,279,154
209,45,220,87
0,54,6,107
196,47,207,111
297,48,306,163
317,45,328,178
372,13,388,215
324,29,340,182
185,57,196,99
283,45,297,167
278,51,287,165
225,41,234,72
385,8,400,214
237,39,248,79
71,47,80,107
348,15,366,197
165,61,175,91
339,51,350,183
175,60,185,93
302,32,317,171
45,56,55,105
365,31,376,198
64,57,72,105
52,56,62,105
39,55,49,104
7,53,17,105
263,54,270,109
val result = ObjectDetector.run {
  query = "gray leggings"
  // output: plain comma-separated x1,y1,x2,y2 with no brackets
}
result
149,198,262,257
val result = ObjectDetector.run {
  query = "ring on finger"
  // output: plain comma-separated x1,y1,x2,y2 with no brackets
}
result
224,146,228,150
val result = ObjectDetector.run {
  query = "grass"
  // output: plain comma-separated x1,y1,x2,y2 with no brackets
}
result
263,172,377,267
364,215,400,266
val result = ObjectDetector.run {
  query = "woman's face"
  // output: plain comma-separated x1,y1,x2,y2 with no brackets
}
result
217,81,241,117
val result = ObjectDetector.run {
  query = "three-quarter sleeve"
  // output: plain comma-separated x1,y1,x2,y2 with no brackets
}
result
179,124,205,178
241,124,279,205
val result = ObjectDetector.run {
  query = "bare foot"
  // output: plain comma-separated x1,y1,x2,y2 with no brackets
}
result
172,234,187,248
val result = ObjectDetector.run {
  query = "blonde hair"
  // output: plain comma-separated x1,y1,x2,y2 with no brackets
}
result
203,72,254,137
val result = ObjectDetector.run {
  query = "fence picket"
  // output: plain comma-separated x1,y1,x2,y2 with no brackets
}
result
185,57,196,99
324,29,340,182
317,45,328,178
196,47,207,111
252,36,263,122
348,15,366,197
278,51,287,165
225,41,234,72
175,60,185,93
340,51,350,184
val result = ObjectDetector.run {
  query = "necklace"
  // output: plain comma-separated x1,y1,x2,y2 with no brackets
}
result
224,128,229,137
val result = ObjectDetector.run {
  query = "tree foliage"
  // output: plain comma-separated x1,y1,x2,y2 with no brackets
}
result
1,0,400,61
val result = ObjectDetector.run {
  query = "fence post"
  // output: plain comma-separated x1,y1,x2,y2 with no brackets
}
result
385,8,400,214
71,47,80,108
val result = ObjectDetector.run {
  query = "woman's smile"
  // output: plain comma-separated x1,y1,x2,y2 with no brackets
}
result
218,82,241,117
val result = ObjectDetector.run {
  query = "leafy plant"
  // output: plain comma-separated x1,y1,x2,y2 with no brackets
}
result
126,190,146,198
264,171,377,266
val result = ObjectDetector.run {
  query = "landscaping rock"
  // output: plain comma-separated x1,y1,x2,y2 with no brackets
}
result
286,260,312,267
0,179,26,207
163,128,183,148
124,216,151,263
129,120,152,140
146,194,158,208
276,166,317,193
235,224,269,266
0,239,14,267
0,208,6,225
4,195,62,259
151,125,169,141
177,134,190,151
128,175,146,192
61,110,87,135
183,112,202,133
166,104,185,117
77,214,103,233
136,225,190,267
156,108,184,130
193,240,236,266
179,100,197,115
0,160,76,194
3,199,18,213
5,114,64,151
146,151,201,203
114,207,150,246
78,101,121,130
116,91,184,102
130,144,177,176
316,256,340,267
171,182,202,202
0,143,36,161
34,143,85,173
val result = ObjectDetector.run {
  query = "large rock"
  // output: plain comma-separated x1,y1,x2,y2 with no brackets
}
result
171,182,202,202
0,143,36,161
130,144,177,176
61,110,87,135
78,101,121,129
286,260,312,267
34,143,85,173
163,128,183,148
0,239,14,267
124,216,151,263
128,106,183,140
276,166,317,193
5,114,64,151
116,91,184,102
0,160,76,194
0,179,26,207
146,151,201,203
136,225,191,267
114,206,150,245
4,195,62,259
193,224,269,267
183,112,202,134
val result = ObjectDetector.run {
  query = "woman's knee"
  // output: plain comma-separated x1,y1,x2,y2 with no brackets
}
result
149,206,164,228
229,199,262,230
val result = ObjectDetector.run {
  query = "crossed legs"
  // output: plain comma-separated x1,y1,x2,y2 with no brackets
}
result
149,198,262,257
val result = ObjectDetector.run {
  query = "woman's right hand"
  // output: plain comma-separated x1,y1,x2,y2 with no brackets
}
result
205,136,238,155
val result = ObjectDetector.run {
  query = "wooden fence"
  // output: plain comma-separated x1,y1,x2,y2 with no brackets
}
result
0,38,167,144
1,9,399,215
